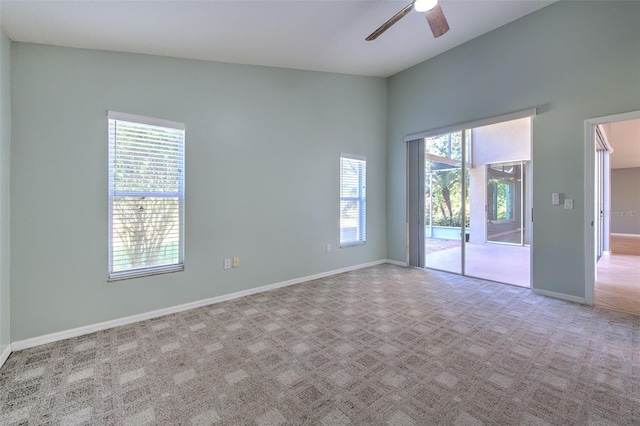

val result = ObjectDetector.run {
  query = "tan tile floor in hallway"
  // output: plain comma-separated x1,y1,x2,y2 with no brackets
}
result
595,253,640,315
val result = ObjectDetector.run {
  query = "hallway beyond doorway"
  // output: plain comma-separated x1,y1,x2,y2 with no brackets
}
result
595,253,640,315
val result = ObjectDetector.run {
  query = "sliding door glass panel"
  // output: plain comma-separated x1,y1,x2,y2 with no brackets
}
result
465,160,529,287
486,161,524,245
424,133,465,274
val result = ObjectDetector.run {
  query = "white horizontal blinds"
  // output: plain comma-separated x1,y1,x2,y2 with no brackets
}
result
108,112,185,279
340,154,366,246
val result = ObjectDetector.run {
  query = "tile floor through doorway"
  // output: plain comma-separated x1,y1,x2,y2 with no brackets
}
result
596,253,640,315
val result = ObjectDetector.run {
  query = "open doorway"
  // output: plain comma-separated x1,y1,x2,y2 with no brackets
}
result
585,111,640,314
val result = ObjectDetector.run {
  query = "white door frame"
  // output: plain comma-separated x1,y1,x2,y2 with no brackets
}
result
584,109,640,305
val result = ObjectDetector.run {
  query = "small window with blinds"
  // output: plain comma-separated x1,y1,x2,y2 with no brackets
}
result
340,154,366,247
108,112,185,280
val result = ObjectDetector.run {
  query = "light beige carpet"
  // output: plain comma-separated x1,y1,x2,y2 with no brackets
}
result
1,264,638,425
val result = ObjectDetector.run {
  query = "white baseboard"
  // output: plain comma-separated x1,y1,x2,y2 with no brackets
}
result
12,259,388,352
385,259,408,267
532,288,586,305
0,343,11,368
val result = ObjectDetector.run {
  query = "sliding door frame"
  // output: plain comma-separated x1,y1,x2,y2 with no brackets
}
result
406,108,536,282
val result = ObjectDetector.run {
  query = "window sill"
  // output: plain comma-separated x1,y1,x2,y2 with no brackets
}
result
340,241,366,248
108,264,184,282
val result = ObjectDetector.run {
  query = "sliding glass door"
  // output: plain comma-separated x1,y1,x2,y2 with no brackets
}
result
424,131,469,274
410,114,533,288
486,161,525,245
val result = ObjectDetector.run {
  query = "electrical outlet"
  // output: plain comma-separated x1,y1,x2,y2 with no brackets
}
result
233,257,240,268
564,199,573,210
223,258,231,270
326,244,331,253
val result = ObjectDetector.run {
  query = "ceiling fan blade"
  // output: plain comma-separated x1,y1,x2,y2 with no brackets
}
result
424,4,450,38
365,3,414,41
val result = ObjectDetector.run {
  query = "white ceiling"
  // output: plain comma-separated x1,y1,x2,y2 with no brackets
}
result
0,0,555,77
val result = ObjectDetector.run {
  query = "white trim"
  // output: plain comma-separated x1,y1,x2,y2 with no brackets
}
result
532,288,586,305
385,259,408,267
108,264,184,282
584,110,640,306
405,107,537,142
528,119,534,288
0,343,11,368
11,260,388,351
107,110,185,130
339,241,366,249
340,152,366,162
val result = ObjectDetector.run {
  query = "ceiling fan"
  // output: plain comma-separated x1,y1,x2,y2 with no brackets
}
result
366,0,449,41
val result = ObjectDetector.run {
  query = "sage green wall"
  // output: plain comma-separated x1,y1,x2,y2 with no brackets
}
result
0,29,10,354
10,44,387,341
387,1,640,298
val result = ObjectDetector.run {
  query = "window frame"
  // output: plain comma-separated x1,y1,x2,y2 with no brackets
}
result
339,153,367,248
107,111,185,281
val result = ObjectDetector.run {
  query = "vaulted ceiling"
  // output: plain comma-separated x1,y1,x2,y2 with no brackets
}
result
1,0,555,77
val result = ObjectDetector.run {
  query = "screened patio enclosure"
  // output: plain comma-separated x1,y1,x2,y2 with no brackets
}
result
409,113,533,288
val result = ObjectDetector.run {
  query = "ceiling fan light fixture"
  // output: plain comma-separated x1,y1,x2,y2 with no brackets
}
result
365,0,448,41
414,0,438,13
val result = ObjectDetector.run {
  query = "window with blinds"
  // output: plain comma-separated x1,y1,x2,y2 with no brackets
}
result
108,112,185,280
340,154,366,247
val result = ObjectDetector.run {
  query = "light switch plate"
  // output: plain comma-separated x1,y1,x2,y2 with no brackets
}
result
552,193,560,205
